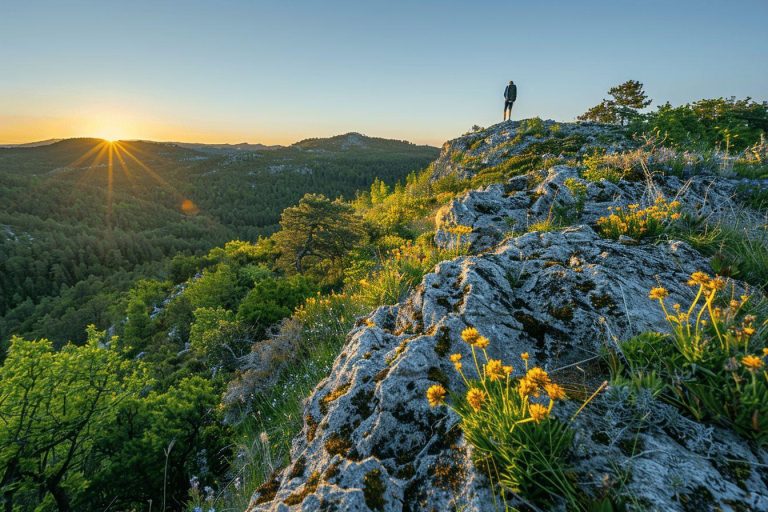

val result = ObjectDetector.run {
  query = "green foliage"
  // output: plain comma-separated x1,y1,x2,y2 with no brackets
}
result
640,97,768,151
582,150,624,183
354,239,462,307
0,326,146,510
237,275,315,335
90,376,230,510
273,193,366,281
0,137,435,345
579,80,651,125
620,275,768,444
673,217,768,290
124,279,170,349
189,306,245,369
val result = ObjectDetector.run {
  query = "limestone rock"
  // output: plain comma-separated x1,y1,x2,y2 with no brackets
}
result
249,226,767,511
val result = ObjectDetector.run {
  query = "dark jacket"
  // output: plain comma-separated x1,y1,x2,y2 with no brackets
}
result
504,84,517,101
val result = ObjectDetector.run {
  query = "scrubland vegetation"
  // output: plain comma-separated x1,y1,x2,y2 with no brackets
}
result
1,85,767,510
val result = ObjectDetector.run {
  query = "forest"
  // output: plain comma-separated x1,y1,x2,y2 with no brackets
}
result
0,135,437,347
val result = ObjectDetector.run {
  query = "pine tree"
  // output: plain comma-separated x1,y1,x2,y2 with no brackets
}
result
579,80,651,125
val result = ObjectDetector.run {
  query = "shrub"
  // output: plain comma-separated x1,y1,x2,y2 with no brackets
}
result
355,239,464,307
427,328,602,509
582,150,624,183
596,198,681,240
618,273,768,444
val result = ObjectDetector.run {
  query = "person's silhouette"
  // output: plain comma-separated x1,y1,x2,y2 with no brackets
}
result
503,80,517,121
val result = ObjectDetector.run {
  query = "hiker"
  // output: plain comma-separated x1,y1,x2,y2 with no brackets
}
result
503,80,517,121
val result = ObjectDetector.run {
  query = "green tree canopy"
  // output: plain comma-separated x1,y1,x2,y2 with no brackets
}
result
0,326,146,511
579,80,651,125
273,193,366,277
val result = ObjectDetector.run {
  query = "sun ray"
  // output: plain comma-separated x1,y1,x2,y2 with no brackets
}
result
116,143,175,191
74,142,110,188
112,143,140,191
65,140,108,170
106,143,114,228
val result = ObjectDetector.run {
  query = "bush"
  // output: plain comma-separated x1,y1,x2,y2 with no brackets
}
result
641,97,768,152
596,198,681,240
618,273,768,444
237,275,315,336
582,150,624,183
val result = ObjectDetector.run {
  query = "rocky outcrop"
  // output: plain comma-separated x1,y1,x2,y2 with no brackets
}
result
429,120,626,181
434,165,745,253
248,123,768,511
249,225,767,511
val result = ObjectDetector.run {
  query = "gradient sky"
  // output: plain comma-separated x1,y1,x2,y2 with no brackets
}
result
1,0,766,146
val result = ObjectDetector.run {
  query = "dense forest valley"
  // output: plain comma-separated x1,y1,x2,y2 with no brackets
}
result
0,135,438,346
1,90,768,511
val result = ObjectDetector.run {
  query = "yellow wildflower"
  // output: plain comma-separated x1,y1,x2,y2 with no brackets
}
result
503,365,514,376
743,327,756,336
426,384,447,407
707,276,726,291
545,383,566,401
474,336,490,349
742,355,764,372
461,327,480,345
449,353,462,363
521,352,529,361
688,271,711,287
526,367,551,387
649,287,669,300
529,403,549,423
518,377,537,398
466,388,486,412
485,359,506,381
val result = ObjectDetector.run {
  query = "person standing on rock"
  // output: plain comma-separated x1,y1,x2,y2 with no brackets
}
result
503,80,517,121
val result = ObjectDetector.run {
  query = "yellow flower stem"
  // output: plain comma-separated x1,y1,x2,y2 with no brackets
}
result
570,380,608,422
687,284,704,329
456,366,470,387
704,291,724,350
470,346,481,380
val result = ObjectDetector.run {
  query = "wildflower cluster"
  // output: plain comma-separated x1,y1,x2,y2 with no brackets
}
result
597,197,682,240
622,271,768,444
426,327,582,508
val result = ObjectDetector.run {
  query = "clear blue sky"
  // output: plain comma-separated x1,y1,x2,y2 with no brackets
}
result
1,0,766,145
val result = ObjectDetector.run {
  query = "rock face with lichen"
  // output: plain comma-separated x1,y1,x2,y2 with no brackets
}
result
248,122,768,512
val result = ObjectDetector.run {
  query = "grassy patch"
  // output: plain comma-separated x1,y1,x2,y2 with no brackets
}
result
613,274,768,445
673,217,768,290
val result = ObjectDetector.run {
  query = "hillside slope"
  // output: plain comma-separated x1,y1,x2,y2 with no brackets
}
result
248,121,768,511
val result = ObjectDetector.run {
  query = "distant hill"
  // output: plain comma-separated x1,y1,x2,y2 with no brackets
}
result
0,138,62,148
160,141,284,153
293,132,433,152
